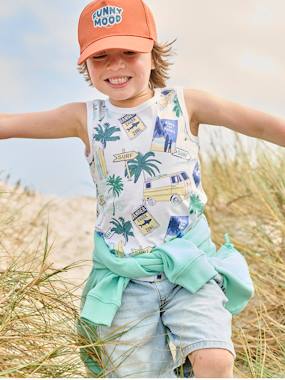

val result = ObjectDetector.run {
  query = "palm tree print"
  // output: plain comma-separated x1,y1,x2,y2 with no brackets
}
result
125,151,162,183
173,95,182,117
189,193,204,215
93,122,120,148
106,175,124,216
110,217,134,245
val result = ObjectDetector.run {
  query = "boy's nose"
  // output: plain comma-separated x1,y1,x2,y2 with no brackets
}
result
106,55,126,70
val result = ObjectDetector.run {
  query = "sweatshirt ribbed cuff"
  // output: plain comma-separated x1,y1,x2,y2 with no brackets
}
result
174,253,218,292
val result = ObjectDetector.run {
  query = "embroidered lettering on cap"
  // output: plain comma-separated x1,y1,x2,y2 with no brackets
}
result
92,6,123,28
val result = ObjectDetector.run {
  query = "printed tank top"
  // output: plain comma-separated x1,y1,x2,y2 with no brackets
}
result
85,87,207,257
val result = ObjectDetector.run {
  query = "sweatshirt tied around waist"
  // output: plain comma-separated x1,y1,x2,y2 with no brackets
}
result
80,214,254,327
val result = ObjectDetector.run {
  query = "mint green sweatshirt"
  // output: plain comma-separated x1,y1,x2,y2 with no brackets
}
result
80,214,254,327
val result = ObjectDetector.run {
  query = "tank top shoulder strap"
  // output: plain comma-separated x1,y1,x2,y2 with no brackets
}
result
175,86,199,143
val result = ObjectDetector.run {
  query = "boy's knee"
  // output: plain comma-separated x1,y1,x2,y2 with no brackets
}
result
188,348,234,377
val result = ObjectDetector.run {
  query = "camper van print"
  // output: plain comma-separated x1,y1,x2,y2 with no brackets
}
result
143,171,191,206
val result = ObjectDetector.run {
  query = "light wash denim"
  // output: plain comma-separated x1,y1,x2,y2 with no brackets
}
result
87,272,235,378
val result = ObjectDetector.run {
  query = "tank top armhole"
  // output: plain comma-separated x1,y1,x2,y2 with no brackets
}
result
85,100,95,164
176,86,199,143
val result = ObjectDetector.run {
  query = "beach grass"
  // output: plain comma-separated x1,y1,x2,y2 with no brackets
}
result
202,131,285,378
0,130,284,377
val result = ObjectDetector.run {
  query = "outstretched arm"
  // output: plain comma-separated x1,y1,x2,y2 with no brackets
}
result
0,102,86,141
184,88,285,147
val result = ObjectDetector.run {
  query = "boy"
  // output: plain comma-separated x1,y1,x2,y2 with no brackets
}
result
1,0,284,377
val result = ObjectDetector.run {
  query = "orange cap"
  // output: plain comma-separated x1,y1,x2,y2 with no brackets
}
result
77,0,157,65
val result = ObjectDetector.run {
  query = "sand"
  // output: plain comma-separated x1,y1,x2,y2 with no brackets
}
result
0,181,97,306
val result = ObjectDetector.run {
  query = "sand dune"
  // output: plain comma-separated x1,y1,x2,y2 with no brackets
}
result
0,181,97,305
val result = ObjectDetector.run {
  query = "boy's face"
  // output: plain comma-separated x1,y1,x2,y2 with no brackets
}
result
86,48,155,105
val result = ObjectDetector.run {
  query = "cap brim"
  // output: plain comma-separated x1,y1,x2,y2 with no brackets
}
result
78,36,154,65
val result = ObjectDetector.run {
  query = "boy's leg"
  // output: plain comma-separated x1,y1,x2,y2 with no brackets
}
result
188,348,234,378
161,275,236,378
81,278,176,378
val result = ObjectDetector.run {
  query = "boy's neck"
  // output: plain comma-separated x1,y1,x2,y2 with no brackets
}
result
108,87,155,108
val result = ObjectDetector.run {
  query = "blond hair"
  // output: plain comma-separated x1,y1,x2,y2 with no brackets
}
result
77,39,177,89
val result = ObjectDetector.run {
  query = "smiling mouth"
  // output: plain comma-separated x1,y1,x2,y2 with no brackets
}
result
105,76,132,85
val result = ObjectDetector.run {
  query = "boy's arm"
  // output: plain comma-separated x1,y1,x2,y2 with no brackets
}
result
184,88,285,147
0,102,86,141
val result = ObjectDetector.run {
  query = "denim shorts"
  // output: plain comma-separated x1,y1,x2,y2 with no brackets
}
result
88,272,235,378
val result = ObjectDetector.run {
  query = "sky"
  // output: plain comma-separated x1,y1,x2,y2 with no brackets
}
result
0,0,284,198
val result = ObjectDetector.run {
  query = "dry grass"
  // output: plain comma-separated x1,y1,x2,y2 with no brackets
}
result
0,246,85,377
0,182,94,377
201,131,285,377
0,131,284,377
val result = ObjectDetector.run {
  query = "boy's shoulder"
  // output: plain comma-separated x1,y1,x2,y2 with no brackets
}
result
62,101,86,120
182,87,206,126
64,101,87,131
66,101,88,146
